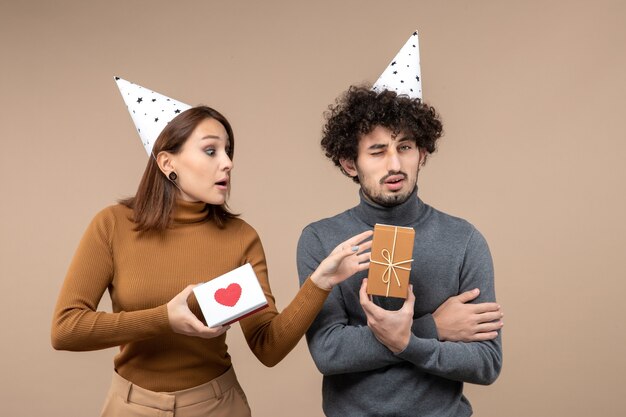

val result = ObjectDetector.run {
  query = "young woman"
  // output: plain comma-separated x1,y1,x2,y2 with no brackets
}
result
51,106,372,417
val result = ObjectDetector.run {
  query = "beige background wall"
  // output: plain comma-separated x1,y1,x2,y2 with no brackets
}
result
1,0,625,416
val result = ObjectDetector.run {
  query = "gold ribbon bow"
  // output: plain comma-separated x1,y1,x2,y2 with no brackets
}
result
370,226,413,297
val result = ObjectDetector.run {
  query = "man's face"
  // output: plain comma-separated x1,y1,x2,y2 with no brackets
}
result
342,126,425,207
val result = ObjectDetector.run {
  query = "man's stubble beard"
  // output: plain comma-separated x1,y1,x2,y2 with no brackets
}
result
358,172,418,208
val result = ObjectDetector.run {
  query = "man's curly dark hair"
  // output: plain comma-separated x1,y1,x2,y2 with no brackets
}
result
321,86,443,183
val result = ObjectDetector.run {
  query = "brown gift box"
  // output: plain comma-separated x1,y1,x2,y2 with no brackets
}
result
366,224,415,299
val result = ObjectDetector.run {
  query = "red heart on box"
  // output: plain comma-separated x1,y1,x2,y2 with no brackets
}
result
214,283,242,307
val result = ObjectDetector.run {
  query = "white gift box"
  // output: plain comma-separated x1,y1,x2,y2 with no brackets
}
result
193,263,268,328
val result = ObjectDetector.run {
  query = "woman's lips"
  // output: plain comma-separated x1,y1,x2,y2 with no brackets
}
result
215,178,229,190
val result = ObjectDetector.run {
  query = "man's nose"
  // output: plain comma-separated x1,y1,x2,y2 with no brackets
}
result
386,151,401,172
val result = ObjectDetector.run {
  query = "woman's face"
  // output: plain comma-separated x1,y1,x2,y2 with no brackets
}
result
170,117,233,205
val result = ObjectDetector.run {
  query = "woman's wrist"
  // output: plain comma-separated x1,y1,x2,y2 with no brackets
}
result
310,272,333,291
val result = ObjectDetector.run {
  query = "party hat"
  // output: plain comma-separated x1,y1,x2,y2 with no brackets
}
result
114,77,191,155
372,31,422,99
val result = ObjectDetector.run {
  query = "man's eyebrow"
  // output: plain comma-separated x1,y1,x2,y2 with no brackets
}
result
367,143,388,150
395,135,414,142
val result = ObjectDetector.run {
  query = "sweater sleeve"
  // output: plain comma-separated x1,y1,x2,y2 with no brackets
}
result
395,228,503,385
51,208,170,351
297,225,405,375
237,222,330,367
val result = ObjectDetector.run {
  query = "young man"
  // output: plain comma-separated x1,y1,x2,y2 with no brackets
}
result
297,86,503,416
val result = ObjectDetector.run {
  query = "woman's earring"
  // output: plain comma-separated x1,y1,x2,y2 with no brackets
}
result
168,172,178,181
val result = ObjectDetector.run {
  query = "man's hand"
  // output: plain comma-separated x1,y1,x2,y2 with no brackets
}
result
433,288,503,342
359,279,414,354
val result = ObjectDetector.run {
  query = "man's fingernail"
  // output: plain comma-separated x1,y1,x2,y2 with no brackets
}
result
351,245,359,252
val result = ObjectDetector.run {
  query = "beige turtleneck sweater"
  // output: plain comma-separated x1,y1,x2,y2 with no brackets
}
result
51,200,330,391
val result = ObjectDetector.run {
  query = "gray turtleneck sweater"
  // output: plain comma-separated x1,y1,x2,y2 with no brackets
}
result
297,189,502,417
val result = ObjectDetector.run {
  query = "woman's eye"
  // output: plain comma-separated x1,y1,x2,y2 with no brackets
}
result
205,148,216,156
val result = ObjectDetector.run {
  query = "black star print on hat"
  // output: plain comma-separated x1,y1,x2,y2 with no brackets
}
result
114,76,191,156
372,30,423,99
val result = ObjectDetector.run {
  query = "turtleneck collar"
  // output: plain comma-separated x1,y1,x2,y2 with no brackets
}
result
352,186,425,228
171,199,210,224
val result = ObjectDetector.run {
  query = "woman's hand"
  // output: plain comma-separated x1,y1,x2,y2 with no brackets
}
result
167,285,230,339
310,230,373,290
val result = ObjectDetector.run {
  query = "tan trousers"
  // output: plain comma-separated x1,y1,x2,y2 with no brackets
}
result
100,367,251,417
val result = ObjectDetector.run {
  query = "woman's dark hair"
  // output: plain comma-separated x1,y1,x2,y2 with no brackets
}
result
120,106,238,231
321,86,443,182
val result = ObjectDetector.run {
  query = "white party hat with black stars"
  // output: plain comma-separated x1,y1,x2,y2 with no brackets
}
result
114,76,191,155
372,31,422,99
